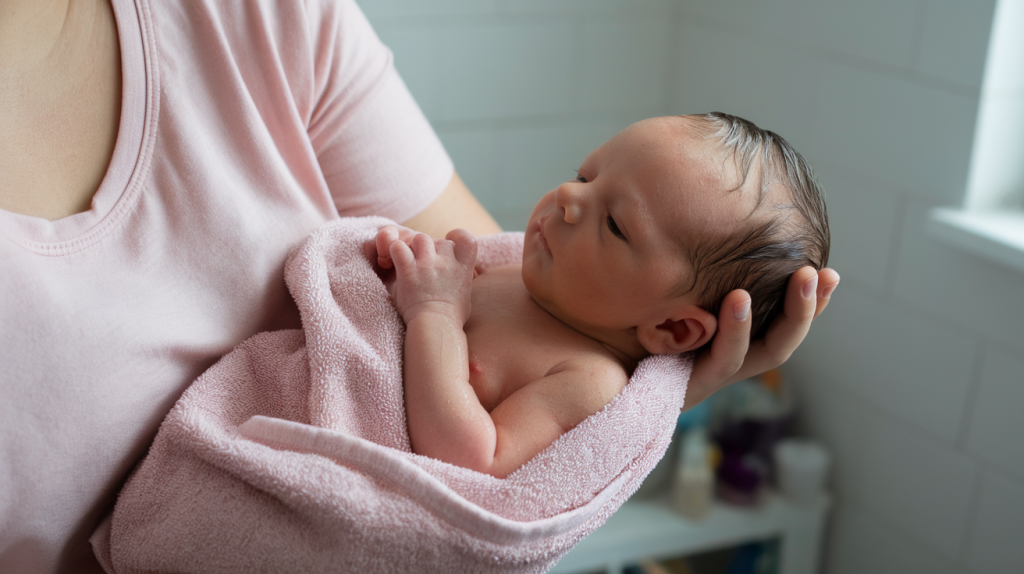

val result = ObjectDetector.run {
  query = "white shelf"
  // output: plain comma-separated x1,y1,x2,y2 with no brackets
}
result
929,208,1024,274
552,491,830,574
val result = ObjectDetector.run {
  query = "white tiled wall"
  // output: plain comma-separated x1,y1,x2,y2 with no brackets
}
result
966,471,1024,574
672,23,820,147
825,505,965,574
365,1,677,229
856,414,979,555
916,0,998,88
359,1,1022,572
967,350,1024,478
804,64,978,203
893,200,1024,348
817,170,902,294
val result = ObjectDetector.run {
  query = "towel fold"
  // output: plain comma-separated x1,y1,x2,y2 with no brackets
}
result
91,217,691,574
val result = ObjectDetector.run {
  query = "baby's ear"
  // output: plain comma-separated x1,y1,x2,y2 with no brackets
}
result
637,305,717,355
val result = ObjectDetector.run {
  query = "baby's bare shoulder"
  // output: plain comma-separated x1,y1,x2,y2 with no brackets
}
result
486,347,629,443
548,352,627,383
543,351,630,414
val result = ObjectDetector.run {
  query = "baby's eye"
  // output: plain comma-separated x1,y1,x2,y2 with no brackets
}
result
607,215,626,240
574,170,587,183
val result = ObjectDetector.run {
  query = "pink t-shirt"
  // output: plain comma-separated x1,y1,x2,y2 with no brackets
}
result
0,0,452,571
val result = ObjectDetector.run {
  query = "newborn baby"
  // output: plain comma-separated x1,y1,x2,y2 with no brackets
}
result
376,113,829,478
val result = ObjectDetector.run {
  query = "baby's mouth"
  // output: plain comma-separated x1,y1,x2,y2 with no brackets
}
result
537,216,552,255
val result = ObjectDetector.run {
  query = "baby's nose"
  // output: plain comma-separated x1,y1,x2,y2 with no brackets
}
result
555,184,582,224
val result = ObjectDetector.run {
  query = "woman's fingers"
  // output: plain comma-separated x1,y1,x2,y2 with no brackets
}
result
686,266,839,409
815,268,840,319
739,266,819,380
688,289,752,407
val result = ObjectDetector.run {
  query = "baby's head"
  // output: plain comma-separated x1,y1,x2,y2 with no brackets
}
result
672,112,830,340
522,113,829,357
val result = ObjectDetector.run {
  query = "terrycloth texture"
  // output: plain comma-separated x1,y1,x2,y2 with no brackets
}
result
91,217,692,574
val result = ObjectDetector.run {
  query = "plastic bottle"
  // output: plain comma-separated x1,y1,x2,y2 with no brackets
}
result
671,427,713,520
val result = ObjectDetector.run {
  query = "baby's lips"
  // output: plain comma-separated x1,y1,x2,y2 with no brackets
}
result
536,215,552,255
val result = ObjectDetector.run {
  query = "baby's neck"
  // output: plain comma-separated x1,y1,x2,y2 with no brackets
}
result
510,274,650,372
539,309,648,371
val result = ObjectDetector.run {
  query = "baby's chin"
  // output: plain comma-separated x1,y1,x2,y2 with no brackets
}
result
518,261,552,310
519,258,537,295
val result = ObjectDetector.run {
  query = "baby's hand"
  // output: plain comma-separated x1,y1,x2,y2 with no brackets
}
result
388,229,477,325
374,225,418,270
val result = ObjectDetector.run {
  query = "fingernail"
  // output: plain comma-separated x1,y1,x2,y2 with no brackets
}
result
733,299,750,321
822,280,839,299
802,276,818,300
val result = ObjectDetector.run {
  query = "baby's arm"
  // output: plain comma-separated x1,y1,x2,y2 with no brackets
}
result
483,358,627,477
382,227,496,472
381,226,624,478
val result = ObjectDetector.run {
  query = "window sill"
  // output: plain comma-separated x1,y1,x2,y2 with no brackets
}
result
929,208,1024,274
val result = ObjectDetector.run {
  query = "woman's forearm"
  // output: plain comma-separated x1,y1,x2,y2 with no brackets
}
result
401,171,502,238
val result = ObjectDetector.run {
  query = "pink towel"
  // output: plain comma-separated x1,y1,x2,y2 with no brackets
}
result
90,217,692,574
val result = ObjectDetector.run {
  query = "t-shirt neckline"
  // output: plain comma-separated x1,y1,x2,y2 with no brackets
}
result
1,0,154,255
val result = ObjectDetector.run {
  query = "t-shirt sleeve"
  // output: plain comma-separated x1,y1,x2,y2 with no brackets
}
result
302,0,453,223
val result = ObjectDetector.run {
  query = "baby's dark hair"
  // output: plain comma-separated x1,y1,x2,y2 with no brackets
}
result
678,112,830,341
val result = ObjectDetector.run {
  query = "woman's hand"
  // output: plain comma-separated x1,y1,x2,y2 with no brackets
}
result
684,266,840,409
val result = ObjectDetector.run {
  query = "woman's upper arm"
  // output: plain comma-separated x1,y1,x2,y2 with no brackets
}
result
304,0,457,224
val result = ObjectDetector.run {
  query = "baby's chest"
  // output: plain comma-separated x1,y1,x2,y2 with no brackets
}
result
465,325,567,411
463,271,593,412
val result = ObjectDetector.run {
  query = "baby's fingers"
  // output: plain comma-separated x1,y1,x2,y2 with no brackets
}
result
392,232,434,274
375,226,399,268
389,238,416,273
446,228,478,267
410,232,436,260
